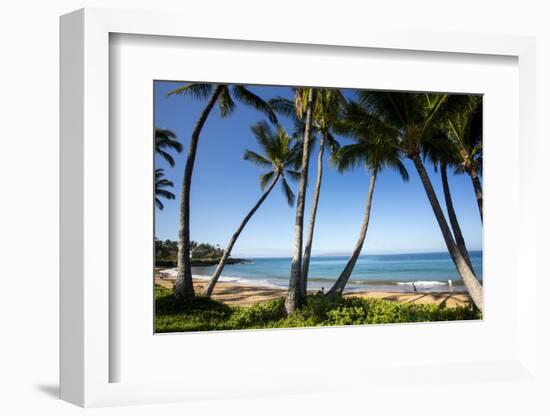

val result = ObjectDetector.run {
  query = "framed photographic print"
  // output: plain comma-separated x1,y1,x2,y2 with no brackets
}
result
60,7,540,409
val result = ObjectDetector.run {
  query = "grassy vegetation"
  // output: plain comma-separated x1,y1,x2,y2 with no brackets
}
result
155,285,481,333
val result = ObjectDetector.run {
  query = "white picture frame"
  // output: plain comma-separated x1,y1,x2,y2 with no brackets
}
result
60,7,539,408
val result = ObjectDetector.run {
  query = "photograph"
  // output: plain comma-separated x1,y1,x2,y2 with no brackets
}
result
153,82,483,333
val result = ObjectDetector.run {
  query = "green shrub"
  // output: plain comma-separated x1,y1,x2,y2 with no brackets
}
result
155,259,177,268
228,298,285,329
154,285,480,333
154,285,234,332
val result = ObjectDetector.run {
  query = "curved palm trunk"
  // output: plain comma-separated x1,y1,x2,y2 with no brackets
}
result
441,162,474,272
301,133,326,294
470,172,483,223
327,172,377,296
411,155,483,310
204,173,280,297
285,89,314,315
174,85,224,301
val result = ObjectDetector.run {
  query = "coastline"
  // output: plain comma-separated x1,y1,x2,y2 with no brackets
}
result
155,272,473,308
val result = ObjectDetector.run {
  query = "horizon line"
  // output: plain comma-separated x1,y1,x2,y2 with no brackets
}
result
231,249,483,259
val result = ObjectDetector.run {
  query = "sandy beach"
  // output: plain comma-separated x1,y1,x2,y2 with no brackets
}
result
155,273,472,308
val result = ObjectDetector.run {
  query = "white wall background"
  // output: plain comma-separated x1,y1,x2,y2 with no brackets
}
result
0,1,548,415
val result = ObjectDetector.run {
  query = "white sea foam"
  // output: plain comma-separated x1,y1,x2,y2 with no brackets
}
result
195,273,280,288
158,268,283,289
160,268,178,277
216,275,283,289
397,281,448,289
159,268,456,292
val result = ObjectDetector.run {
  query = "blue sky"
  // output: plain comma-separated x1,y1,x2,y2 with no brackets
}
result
154,82,482,258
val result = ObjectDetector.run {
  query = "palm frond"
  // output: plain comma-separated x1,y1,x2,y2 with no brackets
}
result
331,94,407,175
422,131,460,168
333,142,371,172
249,120,278,158
155,168,166,180
387,158,410,182
156,178,174,188
156,149,176,167
287,141,304,170
155,168,175,210
155,127,179,145
335,100,401,143
294,88,312,119
357,91,409,129
324,131,341,156
430,94,482,176
313,88,345,131
259,171,275,190
269,97,298,120
155,188,175,199
244,122,300,204
218,87,236,118
166,83,214,99
232,86,277,123
283,169,301,182
243,150,273,168
155,128,182,166
155,198,164,210
421,94,449,132
280,176,295,206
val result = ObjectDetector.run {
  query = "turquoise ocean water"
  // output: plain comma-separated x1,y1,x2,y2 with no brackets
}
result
178,251,483,293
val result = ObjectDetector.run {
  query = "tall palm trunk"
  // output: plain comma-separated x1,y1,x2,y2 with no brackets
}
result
411,154,483,310
327,171,377,296
204,172,281,297
285,89,314,315
174,85,224,301
470,172,483,223
440,162,474,272
301,133,326,294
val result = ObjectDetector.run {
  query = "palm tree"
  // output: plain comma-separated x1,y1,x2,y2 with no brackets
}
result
445,97,483,222
326,102,409,295
271,89,344,295
155,127,182,167
357,91,483,310
270,88,315,315
204,122,301,297
167,83,277,301
301,90,344,294
155,169,175,210
423,132,475,273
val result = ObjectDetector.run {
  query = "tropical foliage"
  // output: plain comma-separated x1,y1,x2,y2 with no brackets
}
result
156,239,224,262
442,97,483,222
155,285,479,333
154,128,181,210
154,169,175,210
155,127,183,167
